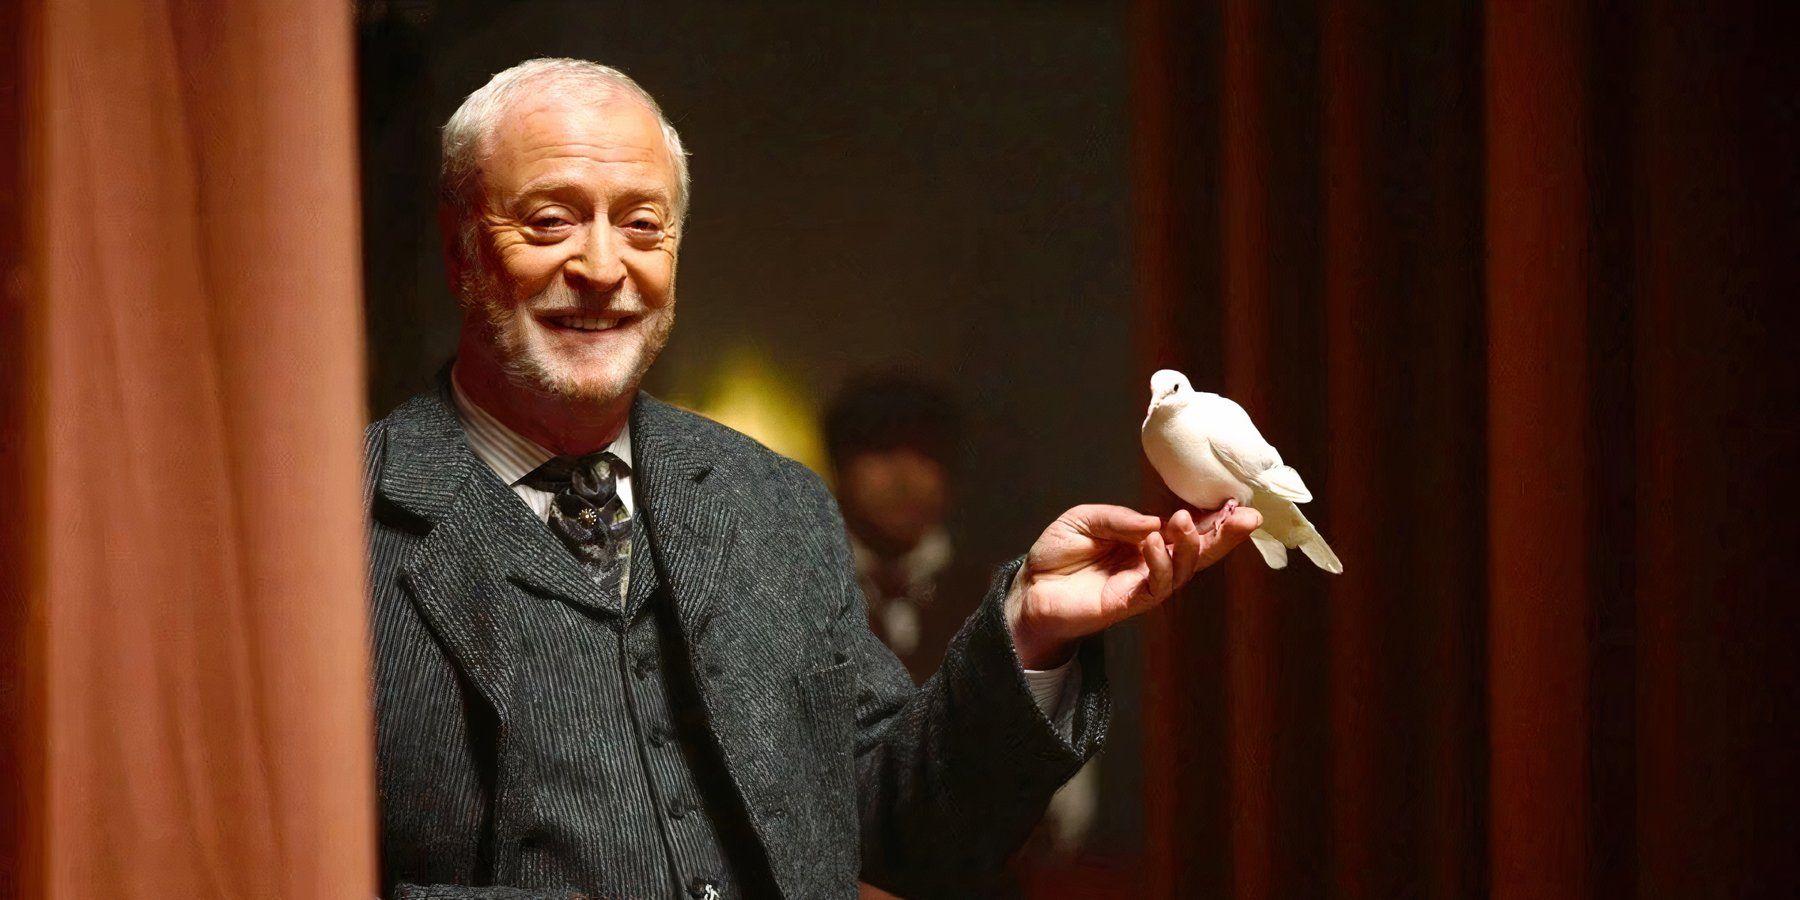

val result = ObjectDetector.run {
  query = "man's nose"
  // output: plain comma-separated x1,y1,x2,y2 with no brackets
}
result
563,223,626,291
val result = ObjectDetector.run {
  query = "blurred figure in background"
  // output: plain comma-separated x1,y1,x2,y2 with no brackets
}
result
825,374,985,683
827,373,1099,898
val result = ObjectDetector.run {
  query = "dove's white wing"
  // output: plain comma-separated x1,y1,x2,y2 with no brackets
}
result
1212,440,1316,502
1250,464,1313,503
1205,398,1314,503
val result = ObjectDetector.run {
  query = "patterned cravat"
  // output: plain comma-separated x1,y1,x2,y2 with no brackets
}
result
520,451,631,581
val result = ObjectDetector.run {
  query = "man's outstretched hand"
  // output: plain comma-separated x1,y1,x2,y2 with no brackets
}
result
1005,504,1263,670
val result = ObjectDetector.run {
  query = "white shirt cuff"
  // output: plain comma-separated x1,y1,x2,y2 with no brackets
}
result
1022,657,1079,737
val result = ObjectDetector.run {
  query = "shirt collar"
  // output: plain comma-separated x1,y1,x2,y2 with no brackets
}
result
449,367,633,487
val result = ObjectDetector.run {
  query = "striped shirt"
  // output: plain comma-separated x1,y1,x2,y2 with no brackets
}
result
450,372,636,522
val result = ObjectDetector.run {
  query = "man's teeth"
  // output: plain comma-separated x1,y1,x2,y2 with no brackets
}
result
550,315,621,332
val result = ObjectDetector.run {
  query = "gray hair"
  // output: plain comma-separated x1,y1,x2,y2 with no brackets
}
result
439,58,691,235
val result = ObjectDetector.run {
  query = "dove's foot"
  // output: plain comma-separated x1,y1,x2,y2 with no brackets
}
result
1195,499,1239,535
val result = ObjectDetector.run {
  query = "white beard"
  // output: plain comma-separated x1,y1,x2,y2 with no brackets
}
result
458,249,672,406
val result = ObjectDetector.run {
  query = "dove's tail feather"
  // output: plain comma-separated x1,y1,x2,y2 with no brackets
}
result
1299,530,1344,574
1249,529,1289,569
1248,491,1344,574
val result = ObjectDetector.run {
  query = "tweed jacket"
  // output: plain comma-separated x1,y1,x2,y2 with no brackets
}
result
365,382,1110,898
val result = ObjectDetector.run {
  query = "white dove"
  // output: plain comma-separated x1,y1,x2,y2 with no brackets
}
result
1140,369,1343,574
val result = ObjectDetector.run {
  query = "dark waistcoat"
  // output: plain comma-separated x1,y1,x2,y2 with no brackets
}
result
506,506,768,898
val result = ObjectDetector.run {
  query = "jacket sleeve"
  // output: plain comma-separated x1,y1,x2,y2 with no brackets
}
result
779,463,1111,896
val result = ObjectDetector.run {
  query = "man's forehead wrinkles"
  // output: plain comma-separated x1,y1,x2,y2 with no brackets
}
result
517,143,659,165
492,139,664,179
502,159,670,201
498,145,662,184
478,97,678,211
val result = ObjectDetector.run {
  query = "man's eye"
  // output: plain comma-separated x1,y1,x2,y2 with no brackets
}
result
531,216,572,229
626,219,663,233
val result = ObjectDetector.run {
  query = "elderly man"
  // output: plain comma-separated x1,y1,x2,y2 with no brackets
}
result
364,58,1260,899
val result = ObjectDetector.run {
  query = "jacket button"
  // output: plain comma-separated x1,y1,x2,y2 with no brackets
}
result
686,877,719,898
650,726,674,747
633,653,655,678
669,799,689,820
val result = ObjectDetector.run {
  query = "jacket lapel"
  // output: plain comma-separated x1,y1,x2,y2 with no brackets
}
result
376,387,520,723
376,385,609,723
398,500,521,720
629,393,743,646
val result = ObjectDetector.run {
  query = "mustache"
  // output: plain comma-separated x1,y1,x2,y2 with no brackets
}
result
459,254,648,318
523,278,647,316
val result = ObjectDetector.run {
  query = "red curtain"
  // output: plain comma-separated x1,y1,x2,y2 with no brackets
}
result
4,1,376,896
1134,0,1796,897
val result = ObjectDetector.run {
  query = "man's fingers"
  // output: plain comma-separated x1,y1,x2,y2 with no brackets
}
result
1067,503,1162,543
1227,506,1263,536
1142,530,1174,602
1167,510,1202,586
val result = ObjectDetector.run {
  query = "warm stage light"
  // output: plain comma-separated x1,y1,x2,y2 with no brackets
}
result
673,345,830,480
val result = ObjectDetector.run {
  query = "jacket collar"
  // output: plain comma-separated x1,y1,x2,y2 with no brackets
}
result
373,377,742,634
374,378,473,528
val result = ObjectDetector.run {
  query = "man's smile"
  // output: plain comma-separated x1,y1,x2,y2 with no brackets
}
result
537,312,638,333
